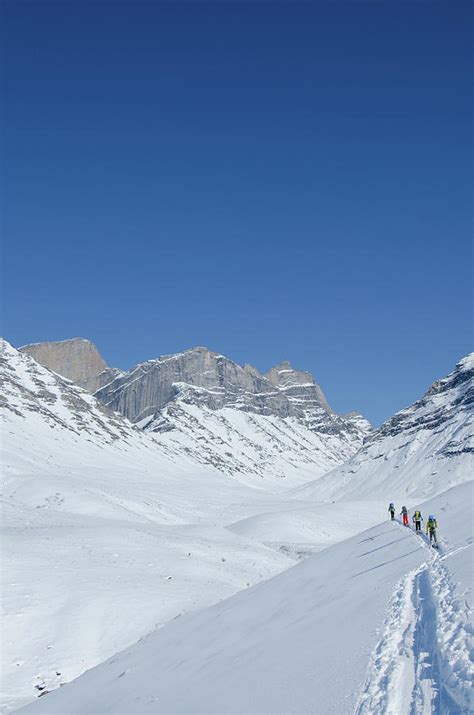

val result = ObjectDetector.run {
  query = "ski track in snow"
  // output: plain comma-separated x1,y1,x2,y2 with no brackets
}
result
354,523,473,715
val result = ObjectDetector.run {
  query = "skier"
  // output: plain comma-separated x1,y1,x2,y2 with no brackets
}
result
412,509,423,533
426,515,438,546
400,505,409,526
388,503,395,520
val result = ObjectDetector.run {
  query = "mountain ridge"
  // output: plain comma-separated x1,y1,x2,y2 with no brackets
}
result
292,352,474,501
17,338,372,465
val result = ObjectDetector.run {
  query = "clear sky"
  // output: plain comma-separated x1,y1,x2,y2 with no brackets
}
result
2,1,472,425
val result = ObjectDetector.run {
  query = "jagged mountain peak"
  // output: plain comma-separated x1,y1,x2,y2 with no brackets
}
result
11,337,372,463
96,346,288,424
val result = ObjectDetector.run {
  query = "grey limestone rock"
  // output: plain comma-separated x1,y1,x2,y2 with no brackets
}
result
96,347,292,424
19,338,123,393
266,360,332,413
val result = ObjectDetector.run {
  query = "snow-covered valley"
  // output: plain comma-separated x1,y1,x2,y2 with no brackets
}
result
14,483,474,715
1,339,473,714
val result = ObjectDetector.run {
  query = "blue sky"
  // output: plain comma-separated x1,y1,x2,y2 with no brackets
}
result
3,1,472,425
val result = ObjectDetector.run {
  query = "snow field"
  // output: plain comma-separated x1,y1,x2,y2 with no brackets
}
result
15,513,432,713
15,482,472,715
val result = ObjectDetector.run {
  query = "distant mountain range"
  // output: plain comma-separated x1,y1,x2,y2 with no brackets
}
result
18,338,371,484
10,337,473,499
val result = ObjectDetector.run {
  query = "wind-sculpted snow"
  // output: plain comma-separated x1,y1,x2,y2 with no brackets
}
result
293,354,474,501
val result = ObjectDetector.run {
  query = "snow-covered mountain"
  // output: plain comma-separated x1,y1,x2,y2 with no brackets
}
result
18,339,372,484
95,346,371,481
294,353,474,501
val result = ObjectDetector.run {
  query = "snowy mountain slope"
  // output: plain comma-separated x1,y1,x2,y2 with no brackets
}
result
15,338,372,484
293,354,474,502
16,481,473,715
138,388,367,489
97,347,371,449
1,341,380,713
96,346,371,482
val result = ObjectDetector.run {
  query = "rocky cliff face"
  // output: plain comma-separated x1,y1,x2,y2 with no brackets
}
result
96,348,293,424
14,338,372,470
1,339,367,487
95,347,371,450
266,360,331,413
19,338,122,393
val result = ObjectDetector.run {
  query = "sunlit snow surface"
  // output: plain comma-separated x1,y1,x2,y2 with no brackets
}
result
2,341,472,714
15,483,473,715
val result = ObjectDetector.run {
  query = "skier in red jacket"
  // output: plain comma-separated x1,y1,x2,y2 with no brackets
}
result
400,505,409,526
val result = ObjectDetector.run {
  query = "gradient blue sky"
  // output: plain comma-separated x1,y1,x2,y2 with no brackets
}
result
3,1,472,425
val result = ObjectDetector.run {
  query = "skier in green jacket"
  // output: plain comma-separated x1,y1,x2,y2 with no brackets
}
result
426,515,438,546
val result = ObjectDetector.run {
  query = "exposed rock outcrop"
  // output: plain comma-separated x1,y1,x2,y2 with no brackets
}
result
19,338,122,393
96,348,371,449
96,347,291,423
266,360,331,413
15,338,373,463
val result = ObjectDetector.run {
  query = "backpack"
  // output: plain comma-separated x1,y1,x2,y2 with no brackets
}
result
402,506,407,513
389,503,394,509
414,511,421,520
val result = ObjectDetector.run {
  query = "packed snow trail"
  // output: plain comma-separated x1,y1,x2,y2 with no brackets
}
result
355,518,473,715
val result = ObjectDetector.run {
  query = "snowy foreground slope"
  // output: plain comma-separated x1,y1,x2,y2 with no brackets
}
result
294,354,474,502
17,481,473,715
